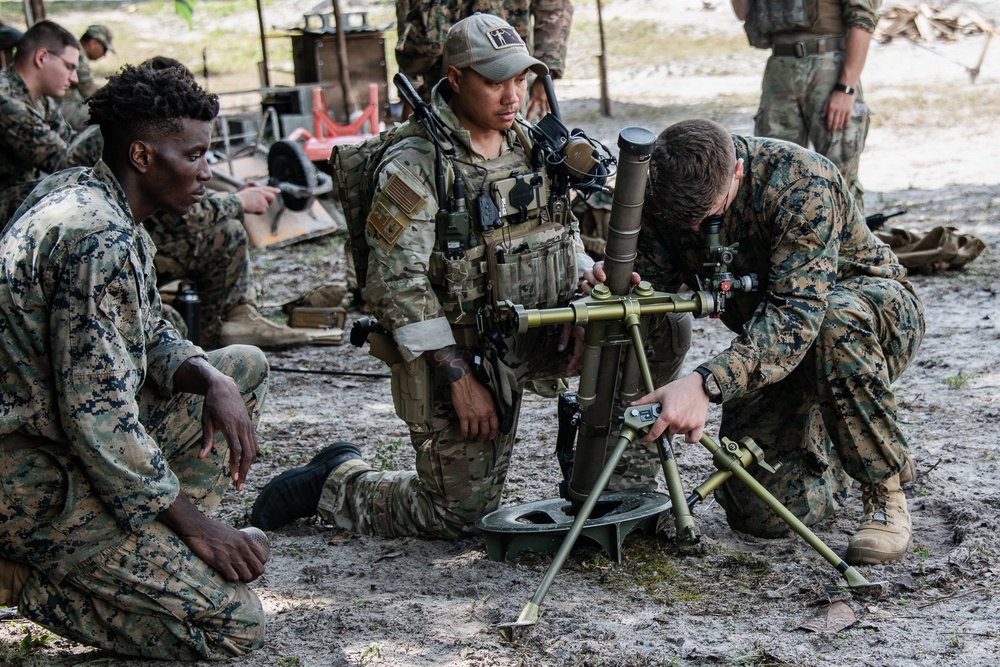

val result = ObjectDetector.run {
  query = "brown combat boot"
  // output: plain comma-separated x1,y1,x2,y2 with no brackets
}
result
846,475,912,565
219,305,313,349
0,558,32,607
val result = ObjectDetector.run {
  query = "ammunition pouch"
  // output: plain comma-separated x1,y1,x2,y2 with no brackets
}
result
390,354,434,425
428,244,489,320
486,222,578,310
743,0,818,49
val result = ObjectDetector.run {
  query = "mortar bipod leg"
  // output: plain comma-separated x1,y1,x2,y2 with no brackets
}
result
498,406,660,641
699,434,874,589
622,313,698,546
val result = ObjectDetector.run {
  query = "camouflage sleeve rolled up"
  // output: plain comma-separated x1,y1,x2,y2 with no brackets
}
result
364,139,457,361
146,191,244,235
844,0,880,32
0,163,203,533
532,0,573,78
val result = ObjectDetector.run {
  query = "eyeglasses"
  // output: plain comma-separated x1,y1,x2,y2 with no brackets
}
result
48,52,77,73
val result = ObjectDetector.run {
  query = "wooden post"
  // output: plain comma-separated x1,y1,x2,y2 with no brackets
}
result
23,0,46,26
597,0,611,117
332,0,358,119
256,0,271,87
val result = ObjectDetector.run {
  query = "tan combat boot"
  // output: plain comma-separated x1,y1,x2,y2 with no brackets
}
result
219,304,313,349
0,558,32,607
899,456,916,484
846,474,912,565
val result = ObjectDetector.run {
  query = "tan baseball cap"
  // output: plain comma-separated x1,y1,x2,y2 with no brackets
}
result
84,25,115,54
444,13,548,82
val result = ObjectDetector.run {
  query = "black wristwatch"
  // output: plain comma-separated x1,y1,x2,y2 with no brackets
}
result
694,366,723,404
833,82,855,95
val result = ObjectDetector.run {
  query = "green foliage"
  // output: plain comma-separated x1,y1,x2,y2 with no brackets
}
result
373,437,403,471
0,629,56,666
945,371,973,389
358,641,384,666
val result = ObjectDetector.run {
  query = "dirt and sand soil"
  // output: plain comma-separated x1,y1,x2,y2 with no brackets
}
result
2,1,999,666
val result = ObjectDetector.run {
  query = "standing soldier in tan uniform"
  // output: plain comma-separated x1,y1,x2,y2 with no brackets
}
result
58,24,115,131
252,14,688,538
731,0,878,213
395,0,573,118
0,63,270,659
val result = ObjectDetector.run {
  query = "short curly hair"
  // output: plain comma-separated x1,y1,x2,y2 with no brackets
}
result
645,119,736,228
88,63,218,148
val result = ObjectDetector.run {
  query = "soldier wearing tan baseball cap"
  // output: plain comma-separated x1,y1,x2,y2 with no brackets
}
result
443,12,548,82
82,24,115,55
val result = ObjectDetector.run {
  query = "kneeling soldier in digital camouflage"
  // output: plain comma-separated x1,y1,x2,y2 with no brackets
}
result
252,13,690,538
623,119,924,564
0,64,270,659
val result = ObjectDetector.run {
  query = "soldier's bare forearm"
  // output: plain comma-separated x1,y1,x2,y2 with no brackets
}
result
429,345,471,385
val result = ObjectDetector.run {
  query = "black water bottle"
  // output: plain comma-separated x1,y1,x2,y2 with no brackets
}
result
174,281,201,345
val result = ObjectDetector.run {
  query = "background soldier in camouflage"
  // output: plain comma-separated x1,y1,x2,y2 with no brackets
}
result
147,185,320,349
732,0,878,213
0,64,270,659
395,0,573,117
252,14,688,539
0,20,95,223
620,119,924,565
141,56,312,350
57,24,114,131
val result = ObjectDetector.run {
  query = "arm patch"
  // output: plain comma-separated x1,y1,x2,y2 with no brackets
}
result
367,171,427,247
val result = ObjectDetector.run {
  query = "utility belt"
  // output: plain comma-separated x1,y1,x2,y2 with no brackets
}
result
383,326,517,433
772,35,844,57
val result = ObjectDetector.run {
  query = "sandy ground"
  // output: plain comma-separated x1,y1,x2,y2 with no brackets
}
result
2,1,1000,666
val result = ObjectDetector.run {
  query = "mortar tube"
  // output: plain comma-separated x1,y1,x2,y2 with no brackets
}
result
566,127,656,505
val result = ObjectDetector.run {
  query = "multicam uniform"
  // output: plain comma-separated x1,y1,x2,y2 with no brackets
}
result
320,84,675,538
396,0,573,93
57,50,99,131
636,135,924,537
145,193,261,348
742,0,878,212
0,67,75,223
0,162,269,660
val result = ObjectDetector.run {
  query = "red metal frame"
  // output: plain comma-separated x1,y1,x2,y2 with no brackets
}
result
288,83,380,162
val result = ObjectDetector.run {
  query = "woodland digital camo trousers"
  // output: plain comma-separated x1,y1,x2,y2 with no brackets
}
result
318,313,692,538
1,346,269,660
147,216,260,349
755,51,871,213
715,276,925,537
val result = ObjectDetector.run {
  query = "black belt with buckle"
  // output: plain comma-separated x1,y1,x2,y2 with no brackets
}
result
772,36,845,58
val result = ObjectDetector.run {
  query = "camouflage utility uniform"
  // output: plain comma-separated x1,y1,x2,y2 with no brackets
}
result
636,135,924,536
0,162,269,659
145,192,261,348
57,50,98,131
396,0,573,93
0,67,75,223
320,83,683,538
742,0,878,211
